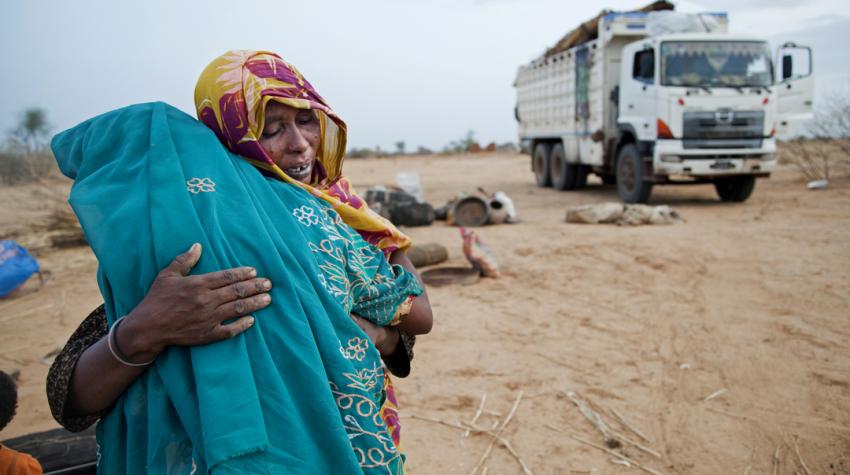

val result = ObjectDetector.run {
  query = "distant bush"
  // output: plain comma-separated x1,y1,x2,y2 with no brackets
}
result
778,91,850,181
1,108,59,185
0,149,57,185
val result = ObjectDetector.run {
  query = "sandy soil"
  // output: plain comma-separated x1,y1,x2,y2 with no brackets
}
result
1,152,849,474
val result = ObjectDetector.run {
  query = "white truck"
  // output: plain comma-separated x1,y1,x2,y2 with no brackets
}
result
514,9,814,202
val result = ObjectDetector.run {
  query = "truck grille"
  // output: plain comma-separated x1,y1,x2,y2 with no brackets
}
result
682,110,765,149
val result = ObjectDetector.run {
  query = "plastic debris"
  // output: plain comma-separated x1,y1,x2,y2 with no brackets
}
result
461,228,500,278
0,240,40,298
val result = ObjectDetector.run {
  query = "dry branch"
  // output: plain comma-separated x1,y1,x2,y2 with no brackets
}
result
772,445,781,475
703,388,727,402
792,436,812,475
465,394,487,438
562,391,615,443
609,429,661,459
609,407,652,443
547,423,665,475
469,391,525,475
567,430,666,475
408,414,487,434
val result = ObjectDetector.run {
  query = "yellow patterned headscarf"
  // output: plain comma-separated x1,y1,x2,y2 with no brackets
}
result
194,50,411,253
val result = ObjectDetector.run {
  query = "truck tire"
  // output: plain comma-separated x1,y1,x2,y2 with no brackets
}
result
533,143,552,187
550,143,577,190
616,143,653,203
714,176,756,202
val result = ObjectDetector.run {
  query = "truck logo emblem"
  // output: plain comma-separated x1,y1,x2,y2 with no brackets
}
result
715,110,735,124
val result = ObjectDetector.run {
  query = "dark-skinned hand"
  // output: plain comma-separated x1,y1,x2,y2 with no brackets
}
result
117,243,272,362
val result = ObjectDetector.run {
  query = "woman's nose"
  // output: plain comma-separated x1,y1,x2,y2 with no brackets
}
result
283,124,309,153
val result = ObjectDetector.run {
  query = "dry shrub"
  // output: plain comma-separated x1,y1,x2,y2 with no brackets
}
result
778,139,850,181
777,89,850,181
0,150,58,185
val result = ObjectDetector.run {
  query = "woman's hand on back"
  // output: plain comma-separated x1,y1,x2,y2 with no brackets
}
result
117,243,272,362
349,314,399,356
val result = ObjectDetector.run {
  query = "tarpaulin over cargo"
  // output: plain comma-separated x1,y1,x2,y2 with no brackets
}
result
544,0,674,58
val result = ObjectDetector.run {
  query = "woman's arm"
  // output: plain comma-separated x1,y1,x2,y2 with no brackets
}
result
60,244,273,418
389,250,433,335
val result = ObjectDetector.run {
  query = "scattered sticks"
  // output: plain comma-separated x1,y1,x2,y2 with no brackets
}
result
469,391,527,475
409,392,531,475
791,436,812,475
556,426,666,475
772,445,781,475
609,429,661,459
465,394,487,438
609,407,652,444
490,433,533,475
409,414,484,433
562,391,616,445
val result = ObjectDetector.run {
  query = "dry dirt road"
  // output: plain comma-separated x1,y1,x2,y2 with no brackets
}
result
1,152,848,474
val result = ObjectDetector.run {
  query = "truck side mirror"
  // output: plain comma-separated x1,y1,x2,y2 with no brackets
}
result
782,54,793,80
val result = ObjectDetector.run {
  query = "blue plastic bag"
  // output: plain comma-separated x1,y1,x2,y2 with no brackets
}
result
0,240,40,297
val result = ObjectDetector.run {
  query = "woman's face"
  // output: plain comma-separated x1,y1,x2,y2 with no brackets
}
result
259,101,321,183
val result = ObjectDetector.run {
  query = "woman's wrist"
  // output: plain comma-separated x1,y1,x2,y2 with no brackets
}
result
116,311,165,363
376,327,400,356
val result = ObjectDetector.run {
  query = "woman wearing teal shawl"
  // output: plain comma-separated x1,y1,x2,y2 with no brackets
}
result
51,54,428,473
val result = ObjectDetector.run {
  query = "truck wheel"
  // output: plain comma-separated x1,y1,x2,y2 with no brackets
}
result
550,144,577,190
616,143,653,203
533,143,552,187
714,176,756,202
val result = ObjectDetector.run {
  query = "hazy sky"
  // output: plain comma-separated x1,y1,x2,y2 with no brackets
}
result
2,0,849,151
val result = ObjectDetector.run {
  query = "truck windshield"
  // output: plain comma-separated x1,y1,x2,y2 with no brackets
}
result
660,41,773,88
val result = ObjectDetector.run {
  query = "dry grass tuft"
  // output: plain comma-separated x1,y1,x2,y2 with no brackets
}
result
777,139,850,182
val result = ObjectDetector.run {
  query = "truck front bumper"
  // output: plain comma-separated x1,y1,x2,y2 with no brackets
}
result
652,139,777,178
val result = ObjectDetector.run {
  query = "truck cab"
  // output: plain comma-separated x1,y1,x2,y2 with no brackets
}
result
615,34,814,201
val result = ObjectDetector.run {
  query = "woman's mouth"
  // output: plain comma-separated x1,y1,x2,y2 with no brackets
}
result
284,162,313,181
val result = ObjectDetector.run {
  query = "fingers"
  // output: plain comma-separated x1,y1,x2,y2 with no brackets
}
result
165,243,202,277
216,293,272,320
201,266,258,289
210,278,272,303
210,316,256,341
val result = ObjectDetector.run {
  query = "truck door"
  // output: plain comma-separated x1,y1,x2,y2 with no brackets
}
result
620,45,657,141
775,43,814,139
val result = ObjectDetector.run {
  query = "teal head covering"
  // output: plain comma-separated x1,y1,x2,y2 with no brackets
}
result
51,102,421,474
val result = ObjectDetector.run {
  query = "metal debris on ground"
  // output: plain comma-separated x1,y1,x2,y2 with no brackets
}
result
364,186,435,227
435,189,518,227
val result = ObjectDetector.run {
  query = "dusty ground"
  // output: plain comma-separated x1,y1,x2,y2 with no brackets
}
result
1,152,849,474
